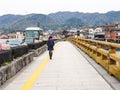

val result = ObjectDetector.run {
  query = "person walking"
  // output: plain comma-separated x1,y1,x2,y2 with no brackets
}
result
47,36,54,59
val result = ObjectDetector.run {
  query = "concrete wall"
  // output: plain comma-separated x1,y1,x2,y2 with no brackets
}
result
0,45,47,86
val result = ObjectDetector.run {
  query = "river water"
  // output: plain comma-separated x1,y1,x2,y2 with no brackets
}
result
0,38,23,46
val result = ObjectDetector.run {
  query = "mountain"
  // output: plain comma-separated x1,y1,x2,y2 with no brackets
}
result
0,11,120,32
49,11,120,25
7,14,58,30
0,14,58,32
48,11,83,24
0,14,23,28
62,17,84,29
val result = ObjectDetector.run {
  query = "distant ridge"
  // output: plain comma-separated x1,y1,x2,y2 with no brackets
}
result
0,11,120,32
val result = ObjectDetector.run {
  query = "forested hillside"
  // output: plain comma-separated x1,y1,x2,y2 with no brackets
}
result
0,11,120,32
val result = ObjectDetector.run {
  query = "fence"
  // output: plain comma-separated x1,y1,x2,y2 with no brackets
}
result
68,36,120,80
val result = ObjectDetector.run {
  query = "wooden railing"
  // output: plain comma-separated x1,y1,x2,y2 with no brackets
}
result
67,36,120,80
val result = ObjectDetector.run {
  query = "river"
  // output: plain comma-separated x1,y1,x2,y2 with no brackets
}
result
0,38,23,46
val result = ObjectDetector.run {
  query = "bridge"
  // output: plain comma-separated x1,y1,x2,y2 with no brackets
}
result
0,37,120,90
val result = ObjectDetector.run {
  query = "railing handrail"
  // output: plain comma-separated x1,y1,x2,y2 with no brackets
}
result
68,36,120,80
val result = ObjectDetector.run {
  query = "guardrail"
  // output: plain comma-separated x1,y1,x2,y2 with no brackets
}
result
0,41,47,66
67,36,120,80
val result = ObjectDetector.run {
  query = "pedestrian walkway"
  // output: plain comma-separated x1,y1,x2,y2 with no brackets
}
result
0,41,113,90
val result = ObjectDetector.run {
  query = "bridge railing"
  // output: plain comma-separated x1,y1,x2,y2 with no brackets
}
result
68,36,120,80
0,41,47,66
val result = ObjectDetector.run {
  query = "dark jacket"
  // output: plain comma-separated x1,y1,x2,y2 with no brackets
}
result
47,39,54,50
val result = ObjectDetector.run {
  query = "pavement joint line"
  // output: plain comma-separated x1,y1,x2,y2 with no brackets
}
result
20,43,58,90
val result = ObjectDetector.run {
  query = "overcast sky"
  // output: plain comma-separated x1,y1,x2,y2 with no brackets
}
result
0,0,120,16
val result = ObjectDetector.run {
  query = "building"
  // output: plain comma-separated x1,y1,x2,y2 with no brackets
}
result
104,25,120,42
8,30,24,39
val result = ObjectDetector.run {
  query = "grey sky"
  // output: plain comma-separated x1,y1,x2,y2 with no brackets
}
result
0,0,120,15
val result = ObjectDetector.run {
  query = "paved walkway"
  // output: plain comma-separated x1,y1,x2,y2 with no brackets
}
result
1,41,113,90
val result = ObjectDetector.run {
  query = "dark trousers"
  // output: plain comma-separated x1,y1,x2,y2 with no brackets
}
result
49,50,53,59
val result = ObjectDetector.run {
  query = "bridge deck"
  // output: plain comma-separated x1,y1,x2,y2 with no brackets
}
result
1,41,113,90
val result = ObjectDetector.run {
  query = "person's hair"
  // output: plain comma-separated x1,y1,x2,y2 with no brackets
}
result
49,36,52,39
